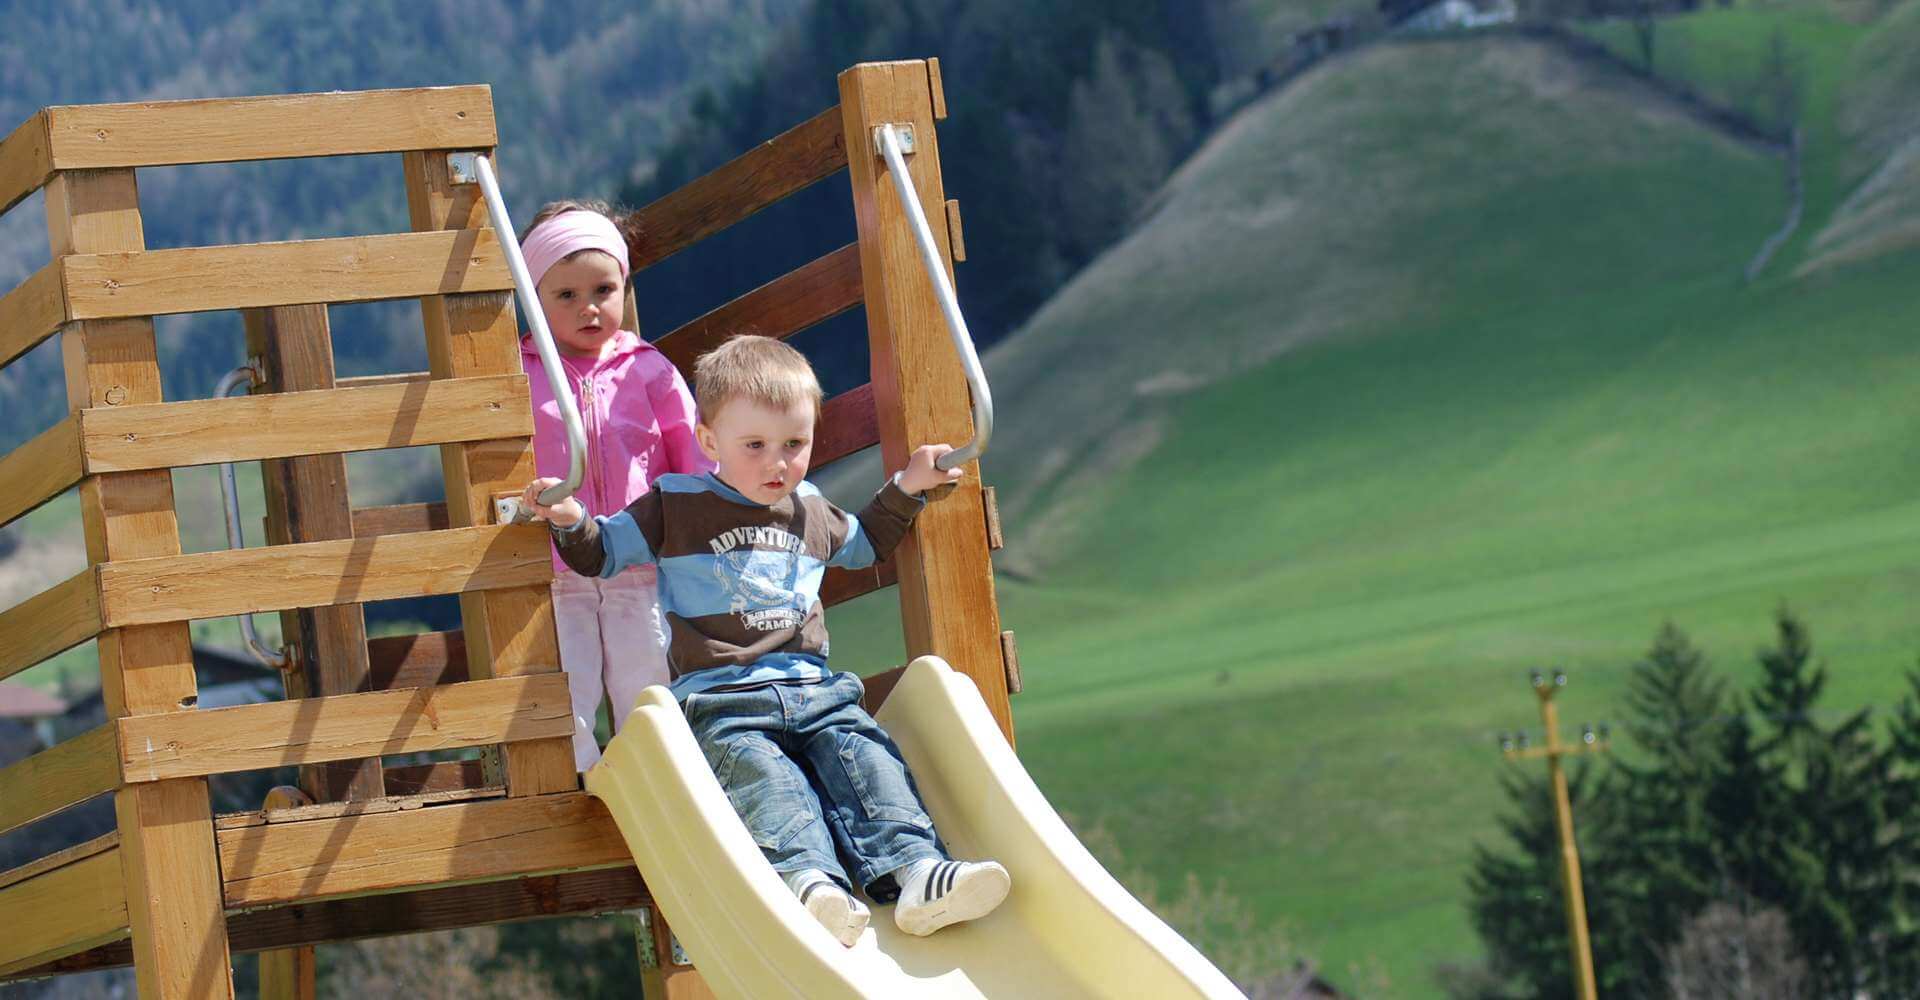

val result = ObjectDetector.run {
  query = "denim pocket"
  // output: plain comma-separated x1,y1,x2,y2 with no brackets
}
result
713,737,815,852
834,730,934,829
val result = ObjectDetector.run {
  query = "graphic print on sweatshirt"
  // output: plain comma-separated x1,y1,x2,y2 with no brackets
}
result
709,524,808,631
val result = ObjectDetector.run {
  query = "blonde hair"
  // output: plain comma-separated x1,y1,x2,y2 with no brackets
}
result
693,335,823,420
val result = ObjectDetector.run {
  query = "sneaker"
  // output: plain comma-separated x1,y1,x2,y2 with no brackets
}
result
892,858,1011,936
787,869,870,947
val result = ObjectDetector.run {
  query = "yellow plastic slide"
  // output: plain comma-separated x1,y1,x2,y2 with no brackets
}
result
585,656,1246,999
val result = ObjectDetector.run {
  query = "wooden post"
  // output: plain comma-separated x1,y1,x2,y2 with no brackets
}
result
1540,691,1599,1000
45,167,235,998
837,61,1014,741
402,145,576,796
1502,672,1604,1000
638,905,717,1000
255,787,317,1000
244,304,385,802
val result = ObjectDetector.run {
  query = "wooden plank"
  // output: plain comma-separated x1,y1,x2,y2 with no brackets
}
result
78,372,529,473
0,415,82,530
96,523,550,628
0,110,51,218
367,629,467,690
1000,629,1023,695
982,484,1003,550
0,723,119,837
216,785,501,831
406,148,575,798
0,260,67,373
629,107,848,270
822,559,896,610
336,370,429,390
643,905,719,1000
59,230,511,322
254,788,316,1000
247,305,383,803
218,791,628,907
352,501,450,538
927,57,948,121
382,759,488,795
47,163,234,998
860,664,908,715
258,943,316,1000
10,867,650,981
814,381,880,470
0,832,119,893
945,199,966,262
117,675,571,783
655,243,862,375
839,61,1014,742
41,86,496,170
0,568,102,684
0,848,128,977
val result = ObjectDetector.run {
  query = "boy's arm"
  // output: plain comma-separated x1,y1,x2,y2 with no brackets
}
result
551,489,667,579
827,475,925,570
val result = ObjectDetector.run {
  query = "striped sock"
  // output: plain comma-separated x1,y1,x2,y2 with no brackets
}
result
784,868,869,947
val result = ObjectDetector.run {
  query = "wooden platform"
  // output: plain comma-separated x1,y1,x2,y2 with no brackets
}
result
0,62,1014,997
0,789,644,981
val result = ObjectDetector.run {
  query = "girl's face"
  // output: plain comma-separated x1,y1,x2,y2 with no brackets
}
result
535,250,626,357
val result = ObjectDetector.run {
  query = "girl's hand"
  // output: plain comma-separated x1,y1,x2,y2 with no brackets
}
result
898,444,963,496
523,478,586,528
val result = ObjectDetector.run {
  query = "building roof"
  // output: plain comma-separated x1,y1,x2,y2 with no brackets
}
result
0,682,67,719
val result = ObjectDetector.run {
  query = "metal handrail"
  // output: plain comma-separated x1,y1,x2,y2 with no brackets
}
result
465,153,588,522
214,364,289,670
875,124,993,470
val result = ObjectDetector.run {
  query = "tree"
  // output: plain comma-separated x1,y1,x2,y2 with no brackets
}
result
1607,623,1727,992
1466,762,1618,999
1468,613,1920,999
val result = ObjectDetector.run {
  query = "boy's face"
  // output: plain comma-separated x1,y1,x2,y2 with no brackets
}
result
535,250,625,357
697,396,816,505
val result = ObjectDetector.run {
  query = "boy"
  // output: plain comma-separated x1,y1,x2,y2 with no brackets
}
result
522,335,1011,947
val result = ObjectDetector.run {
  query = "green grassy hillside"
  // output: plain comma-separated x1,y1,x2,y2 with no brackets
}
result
825,5,1920,993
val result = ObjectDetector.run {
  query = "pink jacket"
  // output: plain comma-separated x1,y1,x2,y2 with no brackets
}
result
522,330,712,572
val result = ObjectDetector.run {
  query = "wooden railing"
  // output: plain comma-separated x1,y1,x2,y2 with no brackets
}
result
0,58,1005,992
0,85,574,988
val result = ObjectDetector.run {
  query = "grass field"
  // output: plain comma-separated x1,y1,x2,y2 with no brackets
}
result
4,3,1915,995
826,8,1920,993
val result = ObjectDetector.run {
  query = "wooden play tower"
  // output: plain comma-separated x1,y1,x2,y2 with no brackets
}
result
0,59,1016,997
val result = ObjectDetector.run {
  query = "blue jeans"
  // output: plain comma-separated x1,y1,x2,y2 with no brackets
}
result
683,672,944,896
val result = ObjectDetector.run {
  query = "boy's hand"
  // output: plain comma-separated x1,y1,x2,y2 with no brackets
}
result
897,444,964,496
522,477,586,528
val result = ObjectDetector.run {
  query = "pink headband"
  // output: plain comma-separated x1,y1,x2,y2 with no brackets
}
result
520,210,631,288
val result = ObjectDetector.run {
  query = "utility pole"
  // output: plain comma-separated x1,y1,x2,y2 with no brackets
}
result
1499,669,1610,1000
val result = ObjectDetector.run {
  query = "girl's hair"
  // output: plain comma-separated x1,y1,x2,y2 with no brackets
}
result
519,199,647,274
692,335,823,420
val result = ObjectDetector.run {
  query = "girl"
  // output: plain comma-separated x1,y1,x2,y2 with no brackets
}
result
518,200,710,771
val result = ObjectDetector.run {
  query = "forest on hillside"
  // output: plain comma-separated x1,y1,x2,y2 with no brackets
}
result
0,0,1290,462
0,0,807,453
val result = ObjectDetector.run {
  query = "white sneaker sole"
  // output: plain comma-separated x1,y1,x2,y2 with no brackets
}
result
895,863,1011,936
806,889,871,947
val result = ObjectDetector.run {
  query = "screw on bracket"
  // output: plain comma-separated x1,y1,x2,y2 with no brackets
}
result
447,151,481,185
872,123,916,157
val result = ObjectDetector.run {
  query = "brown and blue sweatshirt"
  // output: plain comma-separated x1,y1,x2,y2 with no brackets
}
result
550,471,924,698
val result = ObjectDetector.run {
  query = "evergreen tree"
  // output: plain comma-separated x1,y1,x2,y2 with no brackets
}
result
1467,767,1589,1000
1607,623,1726,993
1468,612,1920,999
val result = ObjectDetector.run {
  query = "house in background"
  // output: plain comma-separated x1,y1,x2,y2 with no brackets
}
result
0,682,66,753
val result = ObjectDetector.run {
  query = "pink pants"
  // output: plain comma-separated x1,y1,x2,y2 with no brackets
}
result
551,566,670,771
